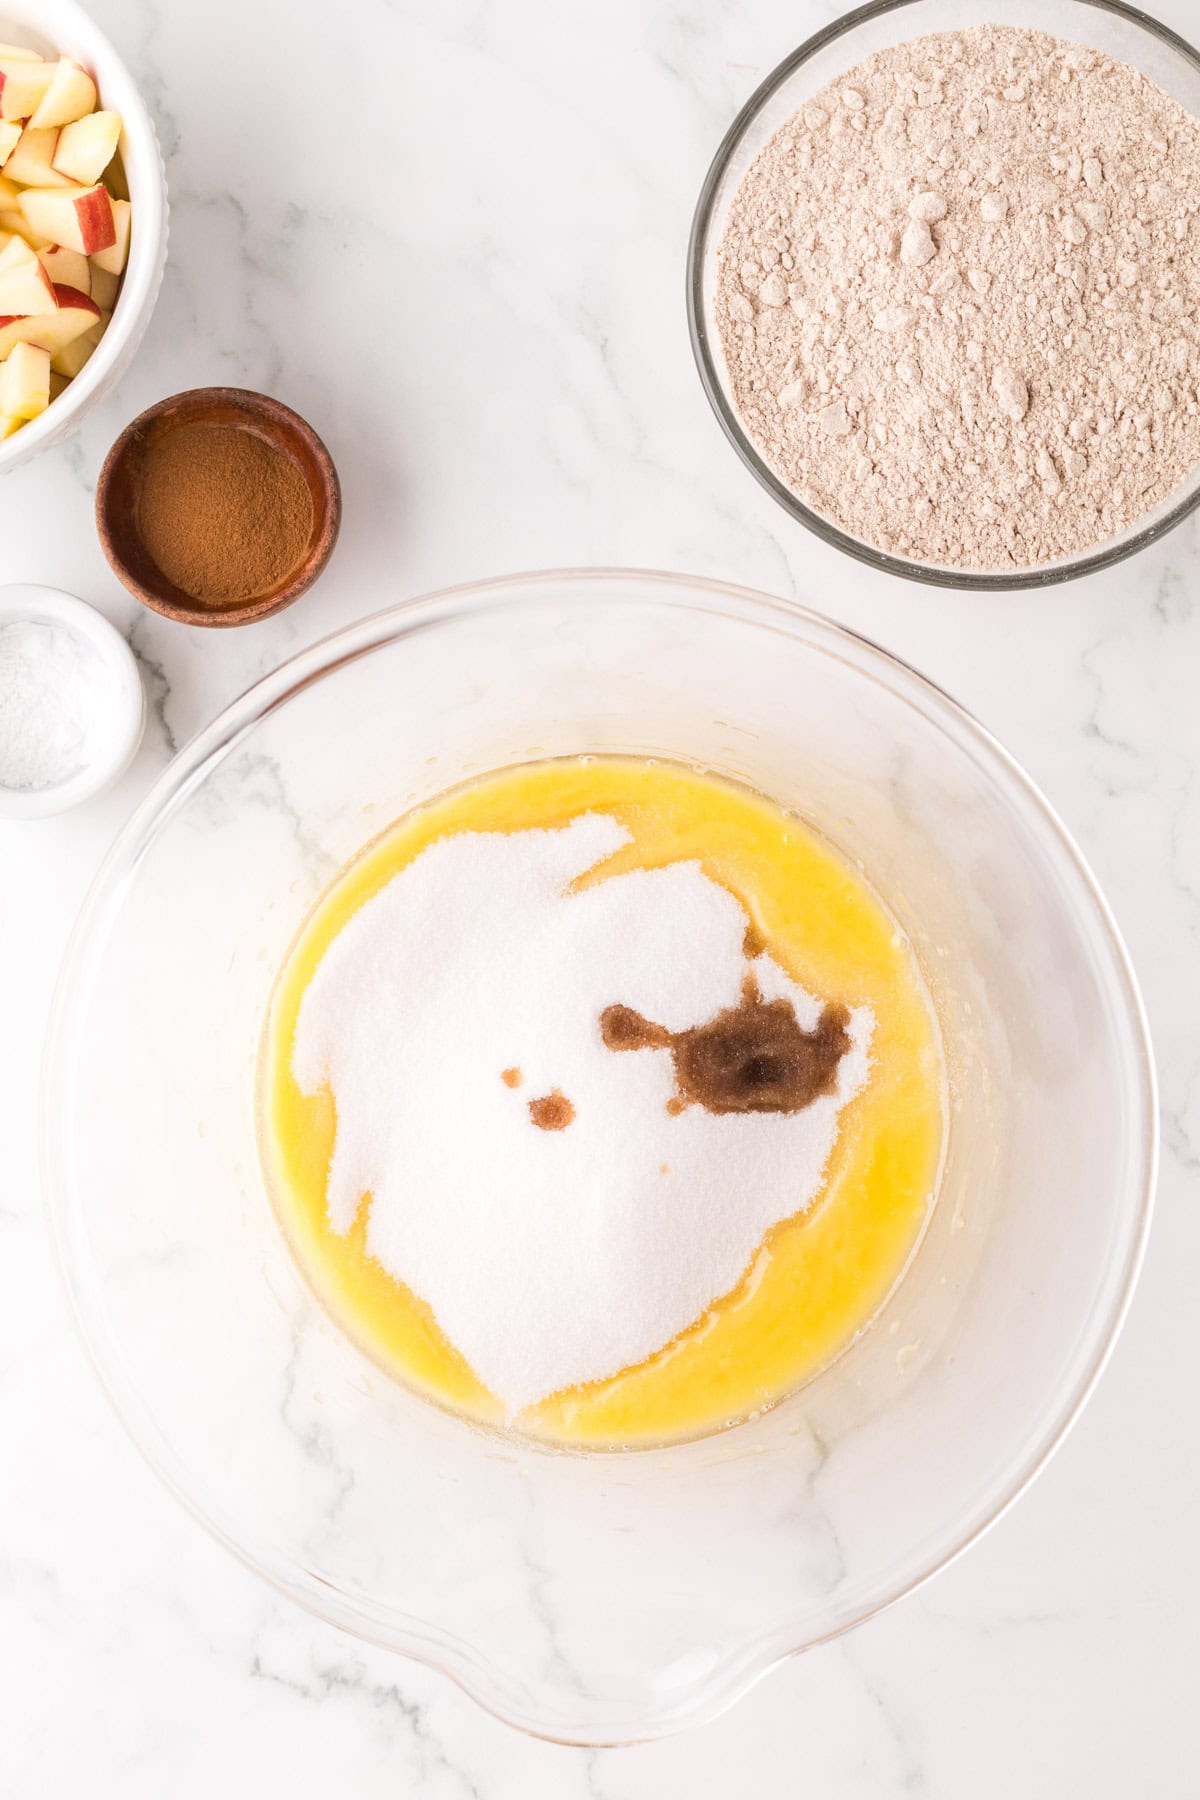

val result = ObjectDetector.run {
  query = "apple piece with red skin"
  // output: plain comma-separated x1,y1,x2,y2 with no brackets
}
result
16,183,114,254
0,338,50,417
88,259,118,309
0,282,100,356
0,237,55,313
29,59,96,130
38,244,88,293
5,125,72,188
53,110,120,185
0,121,21,168
0,56,55,121
90,197,128,274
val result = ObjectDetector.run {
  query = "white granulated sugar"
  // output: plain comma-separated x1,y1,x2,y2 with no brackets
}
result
293,814,873,1411
716,24,1200,569
0,619,114,792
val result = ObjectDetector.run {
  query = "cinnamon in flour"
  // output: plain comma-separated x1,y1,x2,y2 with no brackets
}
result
716,25,1200,569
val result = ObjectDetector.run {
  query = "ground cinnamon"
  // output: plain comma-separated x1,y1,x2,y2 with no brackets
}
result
135,421,313,606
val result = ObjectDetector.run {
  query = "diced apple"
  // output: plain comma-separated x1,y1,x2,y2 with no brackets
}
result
17,183,114,254
50,313,104,377
29,58,96,129
0,411,22,437
0,338,49,417
0,318,52,358
88,259,118,309
5,125,72,187
105,149,128,202
0,238,55,313
0,234,42,272
0,263,54,314
38,244,88,292
0,175,18,205
48,369,67,401
0,208,51,248
0,317,34,356
90,197,128,274
53,109,120,185
0,282,100,357
90,198,128,278
46,280,100,331
0,44,43,63
0,121,21,167
48,331,94,378
0,57,55,121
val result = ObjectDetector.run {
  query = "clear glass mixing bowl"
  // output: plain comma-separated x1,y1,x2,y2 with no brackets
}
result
687,0,1200,588
42,571,1156,1743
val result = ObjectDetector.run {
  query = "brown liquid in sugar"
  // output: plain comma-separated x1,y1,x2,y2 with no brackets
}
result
599,974,851,1116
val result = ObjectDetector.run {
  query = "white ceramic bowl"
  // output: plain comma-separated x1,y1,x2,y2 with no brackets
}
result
0,583,144,818
0,0,168,474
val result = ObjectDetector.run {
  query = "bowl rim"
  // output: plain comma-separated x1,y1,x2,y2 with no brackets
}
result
0,0,168,474
686,0,1200,590
40,567,1159,1742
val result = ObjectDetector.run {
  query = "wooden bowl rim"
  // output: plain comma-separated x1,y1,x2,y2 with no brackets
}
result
95,386,342,628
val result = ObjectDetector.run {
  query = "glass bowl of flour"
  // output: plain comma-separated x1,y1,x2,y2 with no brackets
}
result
42,571,1155,1741
688,0,1200,587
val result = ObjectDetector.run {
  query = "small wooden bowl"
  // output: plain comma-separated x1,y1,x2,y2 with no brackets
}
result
95,388,341,627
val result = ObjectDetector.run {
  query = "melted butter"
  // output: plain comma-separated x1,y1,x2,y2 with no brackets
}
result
258,757,945,1448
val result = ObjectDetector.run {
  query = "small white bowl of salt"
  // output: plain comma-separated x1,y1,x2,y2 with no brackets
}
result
0,585,144,821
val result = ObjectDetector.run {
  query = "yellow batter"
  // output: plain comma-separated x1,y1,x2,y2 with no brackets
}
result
258,758,944,1448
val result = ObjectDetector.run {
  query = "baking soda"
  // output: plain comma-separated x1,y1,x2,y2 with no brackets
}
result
292,814,873,1410
0,619,115,792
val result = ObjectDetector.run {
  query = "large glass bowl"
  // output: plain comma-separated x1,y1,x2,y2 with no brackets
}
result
42,570,1156,1743
687,0,1200,588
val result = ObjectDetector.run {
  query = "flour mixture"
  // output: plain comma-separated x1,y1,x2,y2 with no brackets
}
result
716,25,1200,568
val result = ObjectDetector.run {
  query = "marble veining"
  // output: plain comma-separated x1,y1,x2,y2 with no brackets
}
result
2,0,1198,1792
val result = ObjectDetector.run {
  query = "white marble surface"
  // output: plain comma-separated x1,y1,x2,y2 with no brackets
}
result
2,0,1198,1790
